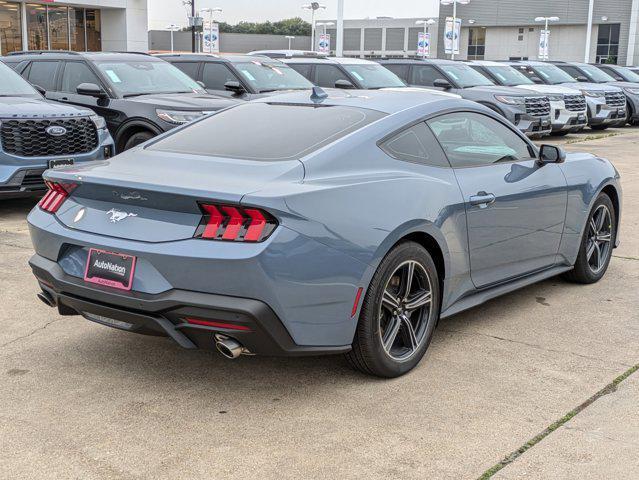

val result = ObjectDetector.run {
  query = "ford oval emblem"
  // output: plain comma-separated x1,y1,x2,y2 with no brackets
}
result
46,126,68,137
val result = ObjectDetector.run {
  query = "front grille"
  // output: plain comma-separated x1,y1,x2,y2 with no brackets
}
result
0,117,98,157
564,94,587,112
604,91,626,107
525,96,551,117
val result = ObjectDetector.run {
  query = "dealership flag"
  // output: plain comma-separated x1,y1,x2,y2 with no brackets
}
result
539,29,550,59
444,17,462,55
318,33,330,54
204,22,220,53
417,32,431,57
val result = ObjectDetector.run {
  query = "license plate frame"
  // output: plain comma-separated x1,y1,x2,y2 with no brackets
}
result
84,248,136,291
48,158,74,169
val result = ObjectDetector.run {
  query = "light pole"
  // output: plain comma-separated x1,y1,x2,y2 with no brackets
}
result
315,21,334,52
440,0,470,60
285,35,295,50
336,0,344,56
201,7,222,53
302,2,326,52
166,24,180,52
585,0,595,62
534,16,559,61
415,19,436,58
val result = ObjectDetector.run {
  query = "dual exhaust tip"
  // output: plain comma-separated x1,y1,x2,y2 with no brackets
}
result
215,334,251,359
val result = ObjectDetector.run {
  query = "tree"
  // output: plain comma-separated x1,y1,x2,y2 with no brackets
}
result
217,17,311,36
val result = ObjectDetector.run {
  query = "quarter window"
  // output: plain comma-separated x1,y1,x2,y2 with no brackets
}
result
381,122,450,168
428,112,534,168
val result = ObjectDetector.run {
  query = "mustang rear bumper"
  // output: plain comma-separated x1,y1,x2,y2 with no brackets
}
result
30,254,351,356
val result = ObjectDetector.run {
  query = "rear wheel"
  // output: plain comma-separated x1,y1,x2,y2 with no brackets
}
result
123,131,155,151
564,193,616,284
591,124,609,131
346,242,440,378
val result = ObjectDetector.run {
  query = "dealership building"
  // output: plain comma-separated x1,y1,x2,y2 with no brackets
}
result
0,0,148,54
322,0,639,65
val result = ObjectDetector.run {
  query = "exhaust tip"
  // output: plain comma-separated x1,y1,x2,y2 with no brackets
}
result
215,334,245,359
37,291,56,308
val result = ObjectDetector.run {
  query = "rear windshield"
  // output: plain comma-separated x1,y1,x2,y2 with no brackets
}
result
149,102,386,161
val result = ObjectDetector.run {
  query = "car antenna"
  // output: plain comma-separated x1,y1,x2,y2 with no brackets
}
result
310,86,328,102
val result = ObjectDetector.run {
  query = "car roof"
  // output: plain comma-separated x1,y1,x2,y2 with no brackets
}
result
467,60,508,67
377,58,458,66
282,56,380,65
2,51,160,62
156,53,277,64
252,88,464,115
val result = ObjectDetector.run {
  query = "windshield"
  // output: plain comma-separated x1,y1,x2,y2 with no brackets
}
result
614,66,639,82
530,65,576,84
484,66,534,86
234,61,313,92
440,64,494,88
579,65,616,83
343,64,406,89
0,62,39,97
95,60,204,97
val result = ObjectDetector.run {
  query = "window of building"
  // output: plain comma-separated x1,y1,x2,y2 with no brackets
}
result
85,9,101,51
24,4,101,52
468,28,486,60
69,8,86,52
48,5,69,50
26,3,48,50
596,23,620,64
0,1,22,54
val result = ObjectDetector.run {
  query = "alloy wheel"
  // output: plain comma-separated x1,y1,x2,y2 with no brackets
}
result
587,204,613,274
378,260,433,361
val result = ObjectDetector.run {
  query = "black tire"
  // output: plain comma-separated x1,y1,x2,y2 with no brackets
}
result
551,130,570,137
123,131,155,151
563,193,616,284
346,241,441,378
590,124,609,131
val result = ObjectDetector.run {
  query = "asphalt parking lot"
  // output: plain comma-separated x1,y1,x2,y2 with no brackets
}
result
1,129,638,479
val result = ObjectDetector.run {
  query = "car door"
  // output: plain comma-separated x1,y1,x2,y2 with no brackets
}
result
427,111,567,288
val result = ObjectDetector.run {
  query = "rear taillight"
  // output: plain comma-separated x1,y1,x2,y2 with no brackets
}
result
38,181,77,213
195,203,277,242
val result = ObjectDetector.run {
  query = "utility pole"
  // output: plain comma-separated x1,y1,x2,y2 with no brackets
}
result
336,0,344,56
191,0,196,53
585,0,595,62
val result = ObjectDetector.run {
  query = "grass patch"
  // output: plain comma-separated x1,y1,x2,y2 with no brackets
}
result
563,132,620,145
477,363,639,479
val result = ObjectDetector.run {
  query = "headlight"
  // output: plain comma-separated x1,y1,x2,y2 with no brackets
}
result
623,87,639,95
156,109,206,125
495,95,526,105
580,90,605,98
90,115,107,130
547,95,564,102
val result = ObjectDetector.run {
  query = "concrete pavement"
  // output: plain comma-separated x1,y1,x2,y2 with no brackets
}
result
0,131,638,479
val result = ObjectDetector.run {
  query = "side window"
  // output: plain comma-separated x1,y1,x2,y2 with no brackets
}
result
409,65,443,87
25,61,60,91
557,65,582,80
172,62,200,81
61,62,101,93
315,65,350,88
427,112,534,168
381,122,450,167
383,64,409,81
288,63,313,81
202,63,238,90
600,67,623,81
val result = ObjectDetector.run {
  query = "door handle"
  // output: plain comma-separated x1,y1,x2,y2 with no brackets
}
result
469,192,496,207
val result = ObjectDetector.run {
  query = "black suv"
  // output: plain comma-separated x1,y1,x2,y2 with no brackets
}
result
2,51,239,151
157,54,314,100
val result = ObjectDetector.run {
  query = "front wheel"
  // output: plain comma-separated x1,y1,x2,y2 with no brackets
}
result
123,131,155,151
563,193,616,284
590,124,609,131
346,242,441,378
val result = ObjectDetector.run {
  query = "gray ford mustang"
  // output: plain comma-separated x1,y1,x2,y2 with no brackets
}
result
28,88,622,378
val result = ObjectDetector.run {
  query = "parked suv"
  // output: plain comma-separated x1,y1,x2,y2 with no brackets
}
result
2,51,239,151
0,60,113,199
157,54,314,99
467,60,587,135
549,61,639,125
379,59,552,137
507,61,626,130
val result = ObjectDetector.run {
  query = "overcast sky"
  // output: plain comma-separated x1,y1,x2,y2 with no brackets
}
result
148,0,440,30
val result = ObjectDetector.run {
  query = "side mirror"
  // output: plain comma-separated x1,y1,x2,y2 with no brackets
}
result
433,78,453,90
334,79,355,89
76,82,107,98
224,80,246,94
196,80,206,89
531,76,543,84
576,76,589,83
31,84,46,96
539,144,566,164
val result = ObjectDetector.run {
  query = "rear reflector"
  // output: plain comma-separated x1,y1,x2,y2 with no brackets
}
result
38,181,77,213
185,318,252,331
351,287,363,317
195,203,277,243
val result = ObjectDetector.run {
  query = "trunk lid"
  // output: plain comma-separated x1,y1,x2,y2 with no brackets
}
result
46,147,303,243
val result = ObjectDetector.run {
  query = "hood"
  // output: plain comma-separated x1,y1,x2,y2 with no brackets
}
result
465,85,540,96
512,84,584,95
125,92,240,111
381,86,462,98
607,81,639,91
558,82,622,93
0,96,94,118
